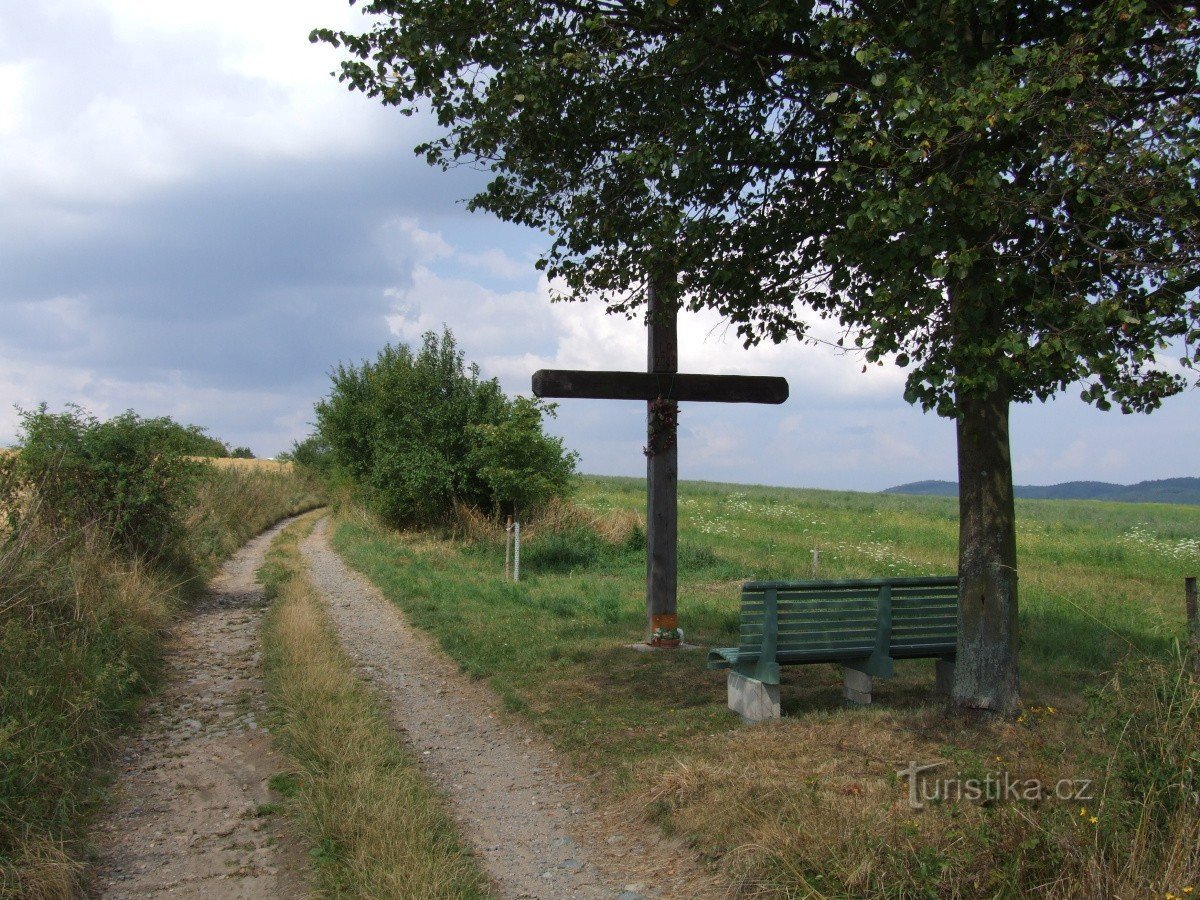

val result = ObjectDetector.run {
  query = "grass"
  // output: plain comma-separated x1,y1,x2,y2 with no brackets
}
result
258,512,492,898
0,464,325,897
331,474,1200,898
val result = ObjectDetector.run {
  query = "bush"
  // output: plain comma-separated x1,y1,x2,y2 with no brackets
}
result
0,448,325,894
9,406,203,566
279,434,334,473
316,329,577,527
468,396,578,515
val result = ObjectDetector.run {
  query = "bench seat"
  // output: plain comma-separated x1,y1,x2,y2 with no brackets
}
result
709,576,959,719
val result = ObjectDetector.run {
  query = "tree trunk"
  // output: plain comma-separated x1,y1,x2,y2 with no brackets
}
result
952,385,1020,716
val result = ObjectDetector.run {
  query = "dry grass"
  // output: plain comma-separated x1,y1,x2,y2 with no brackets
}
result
1,461,324,897
449,500,503,543
0,836,81,900
260,514,492,898
639,664,1200,898
449,496,644,547
528,496,643,545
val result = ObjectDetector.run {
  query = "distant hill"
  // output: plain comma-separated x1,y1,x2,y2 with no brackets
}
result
882,477,1200,506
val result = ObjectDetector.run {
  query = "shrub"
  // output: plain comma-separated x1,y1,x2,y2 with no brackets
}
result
315,328,576,527
468,396,578,515
9,406,203,566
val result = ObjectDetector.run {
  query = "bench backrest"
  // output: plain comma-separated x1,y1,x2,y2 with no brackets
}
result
738,577,958,671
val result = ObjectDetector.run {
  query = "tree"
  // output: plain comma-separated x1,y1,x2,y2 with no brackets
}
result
316,0,1200,714
315,328,577,526
467,396,579,515
279,434,333,472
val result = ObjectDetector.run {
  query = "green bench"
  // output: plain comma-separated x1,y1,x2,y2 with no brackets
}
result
708,576,959,720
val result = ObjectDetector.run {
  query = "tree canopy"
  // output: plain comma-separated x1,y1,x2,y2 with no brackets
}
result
316,0,1199,416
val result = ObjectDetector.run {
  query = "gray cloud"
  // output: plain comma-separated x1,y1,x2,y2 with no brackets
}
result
1,2,1195,480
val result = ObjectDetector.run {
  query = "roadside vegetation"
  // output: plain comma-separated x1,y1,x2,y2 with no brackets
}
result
331,476,1199,897
312,328,576,528
258,513,492,898
0,406,323,897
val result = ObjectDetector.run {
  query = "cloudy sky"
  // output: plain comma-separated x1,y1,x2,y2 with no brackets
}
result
1,1,1195,491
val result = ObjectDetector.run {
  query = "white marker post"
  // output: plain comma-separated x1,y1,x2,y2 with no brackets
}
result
513,521,521,582
811,548,821,578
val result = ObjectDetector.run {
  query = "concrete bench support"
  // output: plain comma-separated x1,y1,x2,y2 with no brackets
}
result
727,671,780,722
842,667,873,705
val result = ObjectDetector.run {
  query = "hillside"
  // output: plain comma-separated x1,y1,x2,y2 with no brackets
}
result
883,476,1200,505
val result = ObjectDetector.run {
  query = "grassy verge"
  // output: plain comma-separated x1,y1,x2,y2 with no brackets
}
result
330,476,1199,897
0,465,324,897
258,513,492,898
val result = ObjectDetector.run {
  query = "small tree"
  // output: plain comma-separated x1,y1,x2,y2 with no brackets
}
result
316,328,577,526
467,397,579,516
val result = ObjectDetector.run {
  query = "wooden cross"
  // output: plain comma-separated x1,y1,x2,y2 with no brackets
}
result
532,272,789,644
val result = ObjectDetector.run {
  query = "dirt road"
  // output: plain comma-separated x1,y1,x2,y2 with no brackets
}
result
300,517,721,900
88,518,308,899
88,515,721,899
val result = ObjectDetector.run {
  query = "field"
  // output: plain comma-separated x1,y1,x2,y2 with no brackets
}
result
331,475,1200,897
186,456,294,471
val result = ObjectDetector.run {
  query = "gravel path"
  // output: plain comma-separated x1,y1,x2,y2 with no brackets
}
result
301,517,722,900
88,518,309,899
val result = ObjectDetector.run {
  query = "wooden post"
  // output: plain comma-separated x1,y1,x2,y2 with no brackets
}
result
1187,576,1198,675
505,515,512,579
646,269,678,639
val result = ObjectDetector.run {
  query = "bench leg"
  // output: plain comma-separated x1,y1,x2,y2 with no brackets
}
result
843,667,872,705
727,671,780,722
935,658,955,697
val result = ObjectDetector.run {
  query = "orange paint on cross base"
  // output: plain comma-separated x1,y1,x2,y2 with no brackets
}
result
649,614,680,647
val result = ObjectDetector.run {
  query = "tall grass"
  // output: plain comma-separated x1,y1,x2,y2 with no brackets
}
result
259,514,491,897
0,464,324,897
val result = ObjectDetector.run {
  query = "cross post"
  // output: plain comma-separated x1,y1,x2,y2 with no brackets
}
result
646,272,679,638
532,271,788,646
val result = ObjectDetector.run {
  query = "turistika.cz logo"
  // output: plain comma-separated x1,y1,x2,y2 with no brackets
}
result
895,761,1095,810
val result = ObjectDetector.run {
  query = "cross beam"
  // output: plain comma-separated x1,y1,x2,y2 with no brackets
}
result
531,371,789,405
531,272,789,645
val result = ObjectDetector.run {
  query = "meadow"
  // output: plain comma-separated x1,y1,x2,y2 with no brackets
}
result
332,475,1200,898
